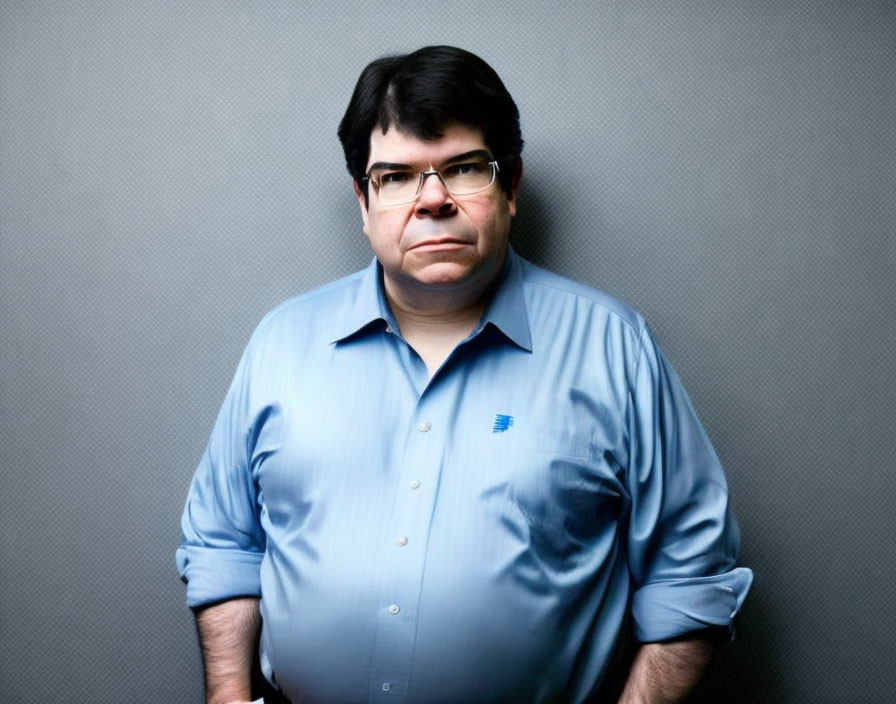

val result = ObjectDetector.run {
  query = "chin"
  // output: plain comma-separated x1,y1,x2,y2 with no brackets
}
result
414,273,474,290
409,261,477,286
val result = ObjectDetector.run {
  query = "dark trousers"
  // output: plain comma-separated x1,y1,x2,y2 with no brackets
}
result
259,676,292,704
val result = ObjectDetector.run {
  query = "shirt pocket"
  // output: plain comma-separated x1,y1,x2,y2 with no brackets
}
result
508,430,625,560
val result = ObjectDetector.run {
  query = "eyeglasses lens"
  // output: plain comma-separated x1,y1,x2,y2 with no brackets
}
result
371,160,496,205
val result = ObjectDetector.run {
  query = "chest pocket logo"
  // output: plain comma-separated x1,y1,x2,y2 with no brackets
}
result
493,414,514,433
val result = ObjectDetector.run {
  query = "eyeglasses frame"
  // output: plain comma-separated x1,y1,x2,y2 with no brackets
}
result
362,159,500,206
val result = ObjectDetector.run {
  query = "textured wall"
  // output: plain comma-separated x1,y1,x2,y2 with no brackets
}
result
1,1,894,702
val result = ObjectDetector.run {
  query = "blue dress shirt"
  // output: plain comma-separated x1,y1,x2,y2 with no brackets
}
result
177,247,752,703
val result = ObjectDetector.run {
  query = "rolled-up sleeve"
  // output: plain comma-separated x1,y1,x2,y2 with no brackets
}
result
625,323,752,643
176,330,267,609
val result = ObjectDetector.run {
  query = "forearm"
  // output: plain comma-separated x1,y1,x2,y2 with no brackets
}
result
194,596,261,704
617,635,714,704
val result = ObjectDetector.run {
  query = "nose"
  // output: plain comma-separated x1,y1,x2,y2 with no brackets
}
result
415,170,457,217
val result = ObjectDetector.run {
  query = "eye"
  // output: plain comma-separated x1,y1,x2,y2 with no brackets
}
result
378,170,414,186
442,161,488,178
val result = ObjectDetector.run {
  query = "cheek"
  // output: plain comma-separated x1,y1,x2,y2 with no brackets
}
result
465,195,511,229
366,210,406,249
477,208,511,245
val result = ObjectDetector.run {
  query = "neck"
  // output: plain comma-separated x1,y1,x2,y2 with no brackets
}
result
384,281,485,378
384,276,490,330
381,266,503,377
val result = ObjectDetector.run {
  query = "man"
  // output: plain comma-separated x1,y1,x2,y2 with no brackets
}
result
177,46,751,704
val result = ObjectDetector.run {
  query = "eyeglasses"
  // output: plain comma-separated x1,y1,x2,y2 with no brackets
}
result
363,158,499,206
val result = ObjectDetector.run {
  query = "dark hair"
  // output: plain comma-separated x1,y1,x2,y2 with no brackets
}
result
338,45,523,203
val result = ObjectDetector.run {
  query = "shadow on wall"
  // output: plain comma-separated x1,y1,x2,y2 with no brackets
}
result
509,178,571,269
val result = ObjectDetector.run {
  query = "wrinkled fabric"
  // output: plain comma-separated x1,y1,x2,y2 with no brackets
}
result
177,247,751,703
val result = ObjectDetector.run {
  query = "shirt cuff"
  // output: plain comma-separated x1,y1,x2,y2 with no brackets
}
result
176,545,264,608
631,567,753,643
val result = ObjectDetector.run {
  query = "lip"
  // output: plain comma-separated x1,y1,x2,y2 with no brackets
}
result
408,238,473,253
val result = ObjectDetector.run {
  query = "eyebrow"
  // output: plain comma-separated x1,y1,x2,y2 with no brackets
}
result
367,149,492,173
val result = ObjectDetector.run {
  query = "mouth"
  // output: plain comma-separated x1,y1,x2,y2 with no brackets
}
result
408,237,473,253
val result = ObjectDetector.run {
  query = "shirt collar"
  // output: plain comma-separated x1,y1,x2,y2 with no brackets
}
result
331,246,532,353
329,257,394,343
476,246,532,352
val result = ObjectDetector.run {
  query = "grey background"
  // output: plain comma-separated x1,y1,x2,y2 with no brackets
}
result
1,1,893,702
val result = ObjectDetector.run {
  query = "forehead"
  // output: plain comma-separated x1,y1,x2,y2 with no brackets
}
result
366,123,488,168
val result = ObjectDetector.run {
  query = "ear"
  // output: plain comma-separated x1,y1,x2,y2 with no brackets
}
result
352,178,370,235
506,158,523,217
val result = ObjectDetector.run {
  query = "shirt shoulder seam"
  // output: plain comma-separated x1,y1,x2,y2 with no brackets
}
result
520,276,645,339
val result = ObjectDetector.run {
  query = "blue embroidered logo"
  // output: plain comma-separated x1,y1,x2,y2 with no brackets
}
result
492,414,514,433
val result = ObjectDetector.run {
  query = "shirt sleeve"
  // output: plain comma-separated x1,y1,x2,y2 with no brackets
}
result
175,327,268,609
624,323,752,643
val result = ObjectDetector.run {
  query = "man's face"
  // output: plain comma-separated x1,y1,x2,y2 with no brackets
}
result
355,123,518,298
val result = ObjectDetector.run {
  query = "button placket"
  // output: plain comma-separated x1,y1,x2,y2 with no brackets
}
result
369,391,448,701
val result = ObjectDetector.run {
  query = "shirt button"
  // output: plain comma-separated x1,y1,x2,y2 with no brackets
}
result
382,683,391,692
388,604,400,615
409,479,421,489
418,421,432,432
395,536,408,546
